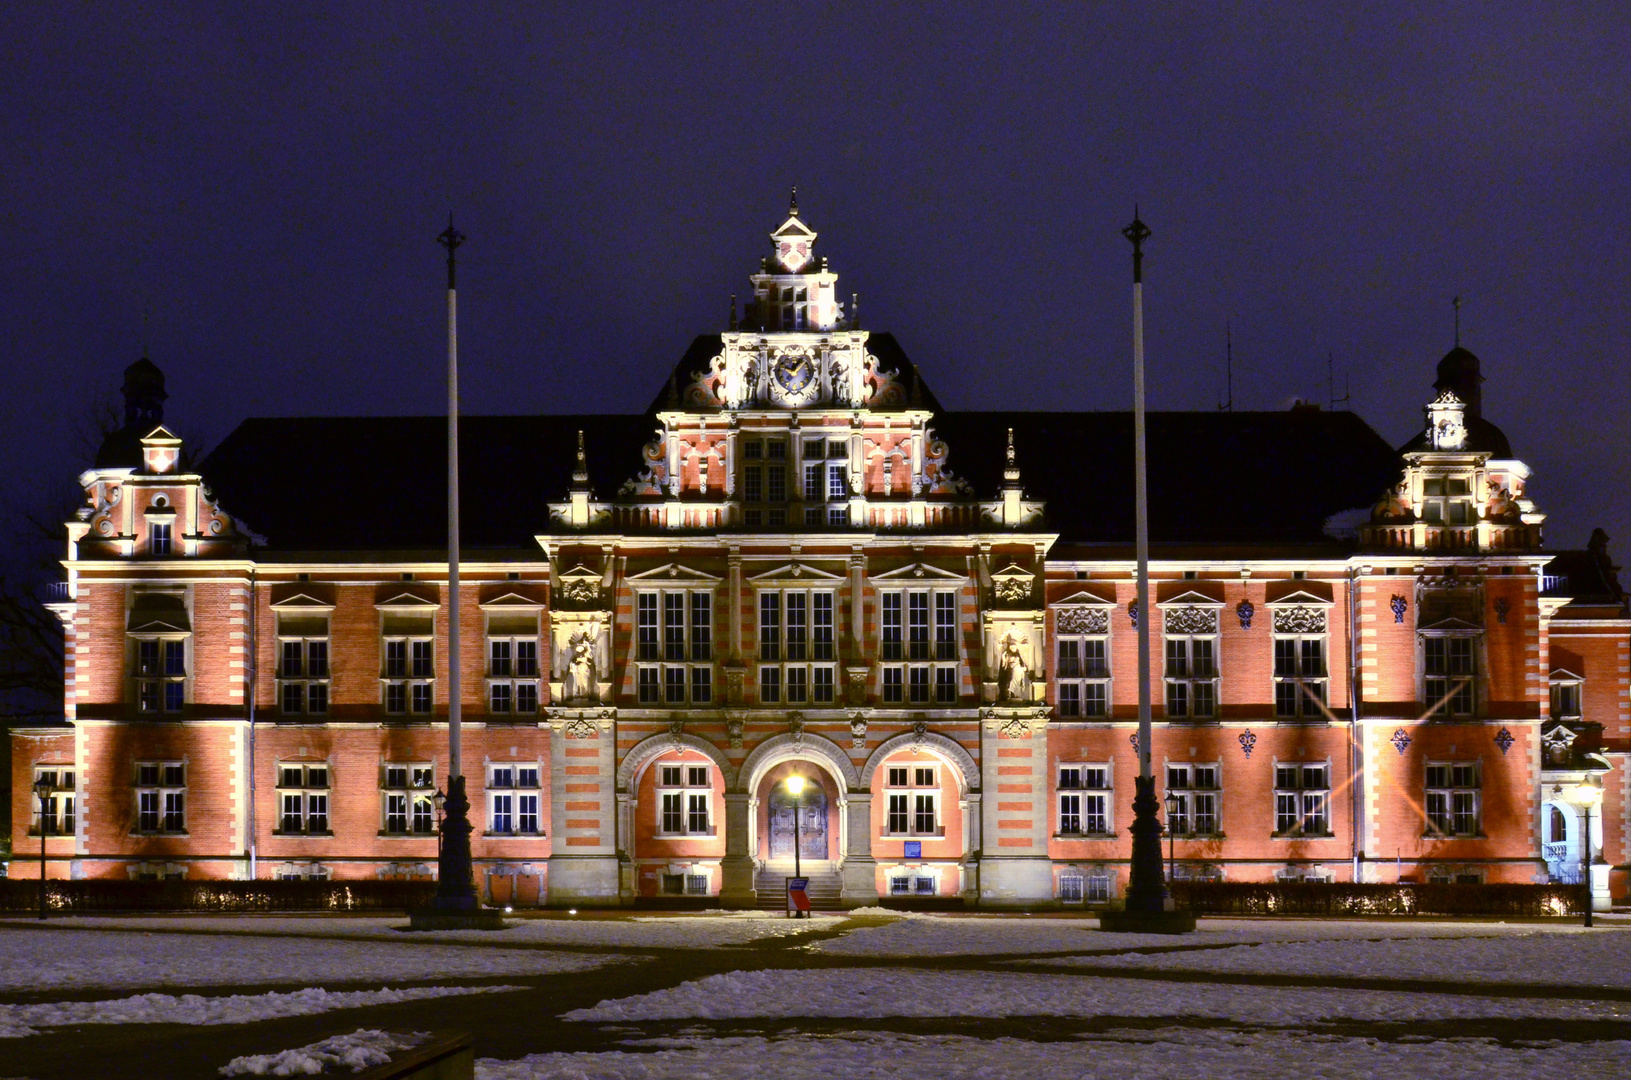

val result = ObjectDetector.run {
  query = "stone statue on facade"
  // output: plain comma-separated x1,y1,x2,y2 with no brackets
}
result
997,630,1032,702
564,623,600,703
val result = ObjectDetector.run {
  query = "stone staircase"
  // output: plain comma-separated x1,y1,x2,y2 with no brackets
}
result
753,862,845,912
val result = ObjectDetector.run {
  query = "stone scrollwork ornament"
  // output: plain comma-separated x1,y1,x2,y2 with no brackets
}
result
563,717,598,739
1056,607,1108,635
998,716,1031,739
1272,606,1327,634
788,712,806,744
668,717,685,745
1163,606,1218,635
911,718,929,748
726,715,745,750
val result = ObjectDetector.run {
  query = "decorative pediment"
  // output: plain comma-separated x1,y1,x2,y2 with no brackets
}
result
270,592,336,613
871,562,966,582
1541,724,1579,768
626,563,723,584
1417,615,1483,633
1158,588,1225,608
1549,666,1585,681
990,564,1035,606
374,590,439,611
1271,605,1328,635
555,564,608,607
1054,606,1109,635
747,562,845,583
1162,605,1219,635
128,592,190,634
478,591,545,611
1264,588,1333,607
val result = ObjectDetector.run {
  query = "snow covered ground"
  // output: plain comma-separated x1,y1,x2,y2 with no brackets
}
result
24,911,837,951
221,1028,428,1077
0,984,520,1039
477,1031,1631,1080
0,927,607,992
565,967,1631,1025
1030,926,1631,988
815,912,1603,957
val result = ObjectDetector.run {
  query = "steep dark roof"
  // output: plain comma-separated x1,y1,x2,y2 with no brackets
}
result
198,407,1402,553
1543,531,1627,607
934,409,1401,545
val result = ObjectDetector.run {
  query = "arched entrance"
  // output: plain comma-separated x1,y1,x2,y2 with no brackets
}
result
1542,799,1581,882
767,780,828,861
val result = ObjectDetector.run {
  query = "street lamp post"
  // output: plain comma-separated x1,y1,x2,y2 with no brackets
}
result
785,775,806,918
434,788,447,859
33,775,53,921
1572,780,1602,928
1163,790,1180,887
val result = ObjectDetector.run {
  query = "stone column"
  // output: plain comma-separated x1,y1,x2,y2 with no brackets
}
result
545,716,621,905
839,792,877,905
976,714,1055,906
720,792,756,907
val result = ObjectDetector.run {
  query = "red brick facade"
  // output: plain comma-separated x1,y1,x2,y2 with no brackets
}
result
11,208,1628,909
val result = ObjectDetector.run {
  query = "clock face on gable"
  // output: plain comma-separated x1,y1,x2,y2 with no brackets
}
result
771,347,818,404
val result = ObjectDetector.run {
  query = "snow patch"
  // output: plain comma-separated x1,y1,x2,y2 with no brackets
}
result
220,1028,426,1076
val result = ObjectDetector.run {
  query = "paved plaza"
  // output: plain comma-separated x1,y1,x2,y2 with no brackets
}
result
0,911,1628,1077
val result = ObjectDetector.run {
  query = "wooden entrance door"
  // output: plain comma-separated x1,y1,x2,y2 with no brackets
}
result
768,785,827,860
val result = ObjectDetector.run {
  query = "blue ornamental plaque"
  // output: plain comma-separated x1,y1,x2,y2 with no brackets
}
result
904,840,922,859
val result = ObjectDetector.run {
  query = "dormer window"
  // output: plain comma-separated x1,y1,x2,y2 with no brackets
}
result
1550,677,1582,720
149,522,172,556
1421,477,1474,524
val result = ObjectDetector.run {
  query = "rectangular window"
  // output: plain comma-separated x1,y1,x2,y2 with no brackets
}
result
1164,624,1218,720
1165,763,1221,836
483,621,540,715
656,761,713,835
786,592,807,660
881,588,961,707
1425,636,1476,716
1551,680,1582,719
1273,631,1327,719
636,590,713,704
760,593,780,660
134,637,187,713
1426,761,1481,836
767,464,786,503
32,768,76,836
279,617,331,716
805,463,823,501
829,462,847,500
488,762,542,834
150,521,173,556
135,761,185,833
760,665,781,703
1273,763,1331,836
383,633,433,715
744,465,762,503
884,765,939,835
1059,764,1111,835
275,763,330,834
812,592,834,660
1056,625,1110,718
758,589,834,705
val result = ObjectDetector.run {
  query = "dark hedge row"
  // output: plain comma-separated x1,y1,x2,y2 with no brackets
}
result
0,878,437,913
1168,881,1586,916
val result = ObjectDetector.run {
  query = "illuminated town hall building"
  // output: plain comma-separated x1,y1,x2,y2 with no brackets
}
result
11,203,1628,910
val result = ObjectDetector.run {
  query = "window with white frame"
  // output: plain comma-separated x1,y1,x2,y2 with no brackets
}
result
1420,474,1475,525
1058,868,1113,903
1550,676,1582,719
277,763,331,834
1163,606,1218,720
636,589,713,705
488,763,542,835
1273,762,1331,837
382,612,434,715
134,637,187,713
149,520,173,556
1057,764,1112,836
757,588,835,704
880,588,959,704
1424,634,1476,716
275,861,329,881
661,870,711,895
1425,761,1481,837
888,870,938,895
135,760,186,833
1055,607,1111,718
486,613,541,715
1272,606,1327,719
278,614,330,715
1166,763,1220,836
31,767,75,836
656,762,714,836
382,762,437,835
883,764,941,836
800,438,851,527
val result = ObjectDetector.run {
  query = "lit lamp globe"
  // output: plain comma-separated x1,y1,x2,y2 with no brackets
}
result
785,775,806,797
1572,780,1603,808
1571,779,1603,928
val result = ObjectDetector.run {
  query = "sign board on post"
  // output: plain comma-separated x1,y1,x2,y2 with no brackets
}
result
904,841,921,859
786,876,811,916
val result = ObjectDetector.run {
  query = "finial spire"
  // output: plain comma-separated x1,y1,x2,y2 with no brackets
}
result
789,185,799,216
1003,427,1021,485
729,293,738,331
1452,294,1462,348
1122,206,1151,283
437,212,465,290
572,429,589,487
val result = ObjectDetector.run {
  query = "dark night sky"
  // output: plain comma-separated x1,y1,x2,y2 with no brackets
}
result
4,4,1628,565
